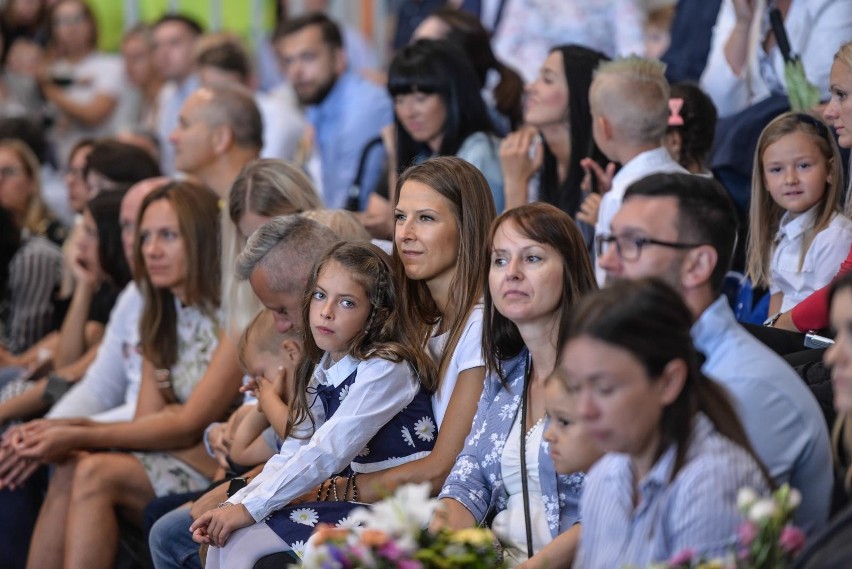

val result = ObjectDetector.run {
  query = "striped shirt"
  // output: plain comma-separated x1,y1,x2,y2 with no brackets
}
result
2,236,62,353
574,414,769,568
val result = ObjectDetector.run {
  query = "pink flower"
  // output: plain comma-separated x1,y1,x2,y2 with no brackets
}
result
398,560,422,569
378,539,406,561
779,525,806,555
668,548,696,565
737,520,759,546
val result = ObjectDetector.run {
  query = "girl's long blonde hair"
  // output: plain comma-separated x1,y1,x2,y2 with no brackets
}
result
745,112,843,287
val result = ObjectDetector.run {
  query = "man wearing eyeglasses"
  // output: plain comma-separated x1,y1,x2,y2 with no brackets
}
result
596,172,831,535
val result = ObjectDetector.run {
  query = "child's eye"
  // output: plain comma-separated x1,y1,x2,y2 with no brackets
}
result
596,384,616,396
312,290,325,301
394,212,405,223
340,299,355,308
419,214,434,222
797,162,812,170
767,166,782,174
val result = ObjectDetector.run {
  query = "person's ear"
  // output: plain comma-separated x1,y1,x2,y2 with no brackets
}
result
657,358,687,406
681,244,717,290
280,339,303,364
663,130,682,161
210,123,233,154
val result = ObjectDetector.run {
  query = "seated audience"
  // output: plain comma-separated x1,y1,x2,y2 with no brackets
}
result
569,278,772,566
745,112,852,316
597,173,832,532
21,181,242,569
434,202,598,568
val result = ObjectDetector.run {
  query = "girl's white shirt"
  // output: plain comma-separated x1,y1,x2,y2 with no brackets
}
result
771,208,852,312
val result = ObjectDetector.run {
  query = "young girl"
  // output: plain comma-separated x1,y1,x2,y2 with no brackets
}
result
568,278,771,567
193,242,438,568
663,82,717,177
746,112,852,315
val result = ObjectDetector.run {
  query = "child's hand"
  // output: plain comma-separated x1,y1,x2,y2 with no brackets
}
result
577,193,602,226
190,503,255,547
255,375,284,415
580,158,616,197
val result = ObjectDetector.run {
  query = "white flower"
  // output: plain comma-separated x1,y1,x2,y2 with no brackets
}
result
348,482,437,541
357,446,370,457
748,498,777,522
737,487,758,512
414,416,436,442
289,507,319,527
401,426,415,448
339,385,350,401
290,539,307,559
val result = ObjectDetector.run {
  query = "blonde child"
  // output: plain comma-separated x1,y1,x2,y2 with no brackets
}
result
746,112,852,315
192,242,438,567
230,309,304,468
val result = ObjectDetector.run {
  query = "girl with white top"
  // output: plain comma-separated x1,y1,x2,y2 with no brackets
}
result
192,242,438,567
569,279,772,567
746,111,852,315
435,202,597,568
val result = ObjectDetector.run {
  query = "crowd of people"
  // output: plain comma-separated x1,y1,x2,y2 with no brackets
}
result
0,1,851,568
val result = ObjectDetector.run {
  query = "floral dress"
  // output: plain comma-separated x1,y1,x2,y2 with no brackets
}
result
265,363,436,556
133,301,221,496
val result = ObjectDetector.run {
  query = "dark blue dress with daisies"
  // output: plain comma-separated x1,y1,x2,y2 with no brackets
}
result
265,363,436,554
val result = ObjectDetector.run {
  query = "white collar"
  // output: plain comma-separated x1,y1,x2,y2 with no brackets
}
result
313,353,360,388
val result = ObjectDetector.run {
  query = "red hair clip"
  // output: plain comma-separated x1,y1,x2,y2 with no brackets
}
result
668,98,684,126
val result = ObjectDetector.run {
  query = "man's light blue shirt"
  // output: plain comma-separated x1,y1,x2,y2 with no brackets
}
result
306,71,392,209
692,296,832,534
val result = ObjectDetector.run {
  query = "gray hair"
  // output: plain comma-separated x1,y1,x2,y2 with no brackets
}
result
235,215,338,294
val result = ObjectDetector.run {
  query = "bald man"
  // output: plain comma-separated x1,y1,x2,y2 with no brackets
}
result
170,86,262,198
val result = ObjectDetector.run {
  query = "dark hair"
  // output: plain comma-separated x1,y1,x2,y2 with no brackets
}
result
85,139,161,185
624,173,738,294
153,13,203,36
566,278,772,483
286,242,437,438
198,38,251,83
273,11,342,50
0,205,21,294
0,117,47,163
85,189,132,288
540,45,610,216
667,82,717,172
136,181,220,370
388,39,494,174
393,156,495,384
425,8,523,130
483,202,597,380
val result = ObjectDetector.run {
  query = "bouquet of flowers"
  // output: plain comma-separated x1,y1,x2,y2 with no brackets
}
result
299,482,503,569
650,483,806,569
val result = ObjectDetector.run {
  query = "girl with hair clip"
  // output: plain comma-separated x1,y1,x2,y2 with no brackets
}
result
222,158,322,336
568,278,772,567
663,81,718,176
192,242,438,567
746,112,852,318
499,45,609,225
412,7,524,135
387,39,504,211
434,202,598,568
792,272,852,567
21,181,244,569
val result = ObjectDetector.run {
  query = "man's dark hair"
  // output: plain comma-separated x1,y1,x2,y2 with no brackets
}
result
198,40,251,83
624,173,738,294
273,12,342,50
85,140,161,185
153,13,204,36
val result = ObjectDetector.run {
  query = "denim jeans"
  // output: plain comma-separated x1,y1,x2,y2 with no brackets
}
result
149,506,202,569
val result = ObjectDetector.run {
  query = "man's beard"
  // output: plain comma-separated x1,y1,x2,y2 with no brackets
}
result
298,76,336,106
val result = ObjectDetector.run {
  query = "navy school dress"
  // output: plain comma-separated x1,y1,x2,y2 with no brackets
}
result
265,363,436,550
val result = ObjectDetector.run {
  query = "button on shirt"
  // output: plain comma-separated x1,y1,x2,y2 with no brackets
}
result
771,208,852,312
692,296,832,533
228,354,419,522
594,147,687,284
306,72,392,209
575,415,769,568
